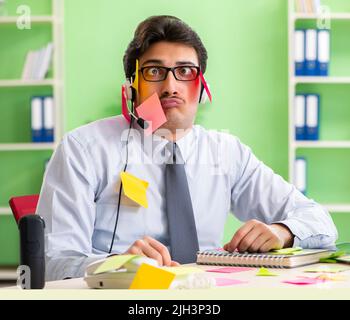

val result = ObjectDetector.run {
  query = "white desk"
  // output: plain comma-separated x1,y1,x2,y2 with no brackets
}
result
1,263,350,299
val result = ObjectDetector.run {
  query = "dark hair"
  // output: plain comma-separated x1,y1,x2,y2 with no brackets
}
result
123,15,208,79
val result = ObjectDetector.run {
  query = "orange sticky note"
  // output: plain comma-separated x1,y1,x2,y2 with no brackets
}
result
129,263,176,289
120,172,149,208
135,93,167,136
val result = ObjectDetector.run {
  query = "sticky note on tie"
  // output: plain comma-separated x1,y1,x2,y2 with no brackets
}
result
135,92,167,136
93,255,137,275
129,263,176,289
120,171,149,208
256,267,278,276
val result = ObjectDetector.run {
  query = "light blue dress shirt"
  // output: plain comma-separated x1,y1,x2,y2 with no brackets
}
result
37,115,338,280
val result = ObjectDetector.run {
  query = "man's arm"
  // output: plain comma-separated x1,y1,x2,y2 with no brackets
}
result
227,137,338,252
37,134,107,281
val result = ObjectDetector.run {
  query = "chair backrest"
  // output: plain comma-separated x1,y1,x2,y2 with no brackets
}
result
9,194,39,224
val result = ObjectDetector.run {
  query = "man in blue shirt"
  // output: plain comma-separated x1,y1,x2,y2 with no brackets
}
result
37,15,337,280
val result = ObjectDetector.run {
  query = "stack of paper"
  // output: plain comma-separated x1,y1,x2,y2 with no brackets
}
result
22,42,53,80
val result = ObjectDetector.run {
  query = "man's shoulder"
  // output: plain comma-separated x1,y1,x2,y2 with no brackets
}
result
193,124,240,146
64,115,129,149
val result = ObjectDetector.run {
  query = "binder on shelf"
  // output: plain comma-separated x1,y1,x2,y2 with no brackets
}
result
30,95,54,143
43,96,54,142
317,29,330,76
31,97,43,143
305,29,317,76
294,157,307,195
294,29,305,76
294,95,306,140
305,94,320,140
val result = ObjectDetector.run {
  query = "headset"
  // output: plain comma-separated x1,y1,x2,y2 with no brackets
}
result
108,63,211,254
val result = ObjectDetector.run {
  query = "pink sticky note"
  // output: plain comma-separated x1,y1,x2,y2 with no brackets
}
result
135,93,167,136
199,71,212,102
207,267,254,274
215,278,247,287
282,277,326,286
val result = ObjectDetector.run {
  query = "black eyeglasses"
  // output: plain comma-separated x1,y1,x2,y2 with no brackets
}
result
139,66,200,82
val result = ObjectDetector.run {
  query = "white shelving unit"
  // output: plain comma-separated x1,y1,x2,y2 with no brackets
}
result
0,0,64,215
288,0,350,213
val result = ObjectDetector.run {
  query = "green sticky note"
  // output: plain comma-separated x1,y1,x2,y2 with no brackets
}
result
256,267,278,276
93,255,137,275
270,247,303,255
319,251,346,263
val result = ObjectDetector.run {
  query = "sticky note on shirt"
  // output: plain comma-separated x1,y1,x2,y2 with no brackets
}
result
120,171,149,208
136,93,167,136
93,255,137,275
129,263,176,289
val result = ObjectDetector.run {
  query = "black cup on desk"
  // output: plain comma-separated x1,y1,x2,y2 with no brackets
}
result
17,215,46,289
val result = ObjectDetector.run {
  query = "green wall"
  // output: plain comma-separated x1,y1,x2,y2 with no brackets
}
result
0,0,349,265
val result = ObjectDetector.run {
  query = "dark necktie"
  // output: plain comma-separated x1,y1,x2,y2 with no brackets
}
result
165,142,199,264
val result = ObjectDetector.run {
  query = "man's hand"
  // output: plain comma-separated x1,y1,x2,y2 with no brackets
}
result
223,219,294,253
124,236,180,267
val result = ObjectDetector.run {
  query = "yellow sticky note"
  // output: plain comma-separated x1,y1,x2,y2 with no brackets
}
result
131,59,139,92
256,267,278,276
129,263,176,289
270,247,303,255
161,267,204,276
120,171,149,208
93,255,137,275
304,266,350,273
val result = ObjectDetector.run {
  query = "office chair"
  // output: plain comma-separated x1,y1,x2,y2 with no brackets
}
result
9,194,45,289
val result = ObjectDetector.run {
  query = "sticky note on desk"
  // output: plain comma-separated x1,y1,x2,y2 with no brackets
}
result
206,267,254,274
256,267,278,276
303,265,350,273
162,266,204,276
269,247,303,255
93,255,137,275
129,263,175,289
136,92,167,136
215,278,247,287
120,171,149,208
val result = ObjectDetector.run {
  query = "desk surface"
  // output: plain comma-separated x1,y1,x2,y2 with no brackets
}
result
1,263,350,299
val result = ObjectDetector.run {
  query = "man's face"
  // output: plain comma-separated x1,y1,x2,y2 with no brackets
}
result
137,41,201,133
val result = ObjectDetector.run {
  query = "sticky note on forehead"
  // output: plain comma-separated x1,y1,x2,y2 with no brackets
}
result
136,92,167,136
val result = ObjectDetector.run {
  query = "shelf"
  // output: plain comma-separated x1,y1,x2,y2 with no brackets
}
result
292,76,350,84
0,207,11,215
0,79,55,87
293,141,350,148
323,204,350,213
0,16,53,24
0,143,56,151
293,13,350,20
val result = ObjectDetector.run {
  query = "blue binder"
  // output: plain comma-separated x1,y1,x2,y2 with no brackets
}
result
42,96,54,142
317,29,330,76
31,96,43,142
295,95,306,140
294,29,305,76
305,94,320,140
305,29,318,76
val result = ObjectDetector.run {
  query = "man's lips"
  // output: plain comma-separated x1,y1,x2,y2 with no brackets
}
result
160,97,183,109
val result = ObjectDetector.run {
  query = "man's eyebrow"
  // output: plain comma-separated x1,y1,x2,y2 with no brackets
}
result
141,60,197,67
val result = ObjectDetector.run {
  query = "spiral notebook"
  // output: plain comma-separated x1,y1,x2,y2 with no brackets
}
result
196,248,332,268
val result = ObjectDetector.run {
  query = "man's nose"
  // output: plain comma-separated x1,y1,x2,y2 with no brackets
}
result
161,70,178,96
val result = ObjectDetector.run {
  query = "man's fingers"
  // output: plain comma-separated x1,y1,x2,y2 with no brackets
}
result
226,220,257,252
137,239,164,265
144,236,172,266
170,261,180,266
237,224,266,252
